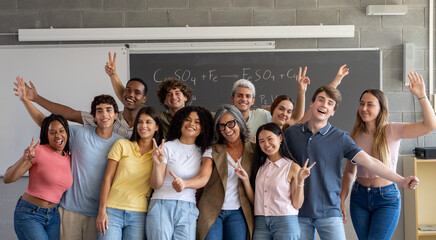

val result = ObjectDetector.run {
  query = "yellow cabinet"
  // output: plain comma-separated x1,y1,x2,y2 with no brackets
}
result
404,157,436,240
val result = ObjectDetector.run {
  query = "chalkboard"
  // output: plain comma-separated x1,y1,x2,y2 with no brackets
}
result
0,44,128,176
130,49,381,132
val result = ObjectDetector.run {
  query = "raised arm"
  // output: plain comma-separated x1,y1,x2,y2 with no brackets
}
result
97,159,118,235
170,157,214,192
14,77,83,124
339,161,357,223
105,52,125,103
352,151,419,189
299,65,350,124
401,72,436,138
329,64,349,88
150,139,167,189
14,76,46,126
289,66,310,125
3,138,39,183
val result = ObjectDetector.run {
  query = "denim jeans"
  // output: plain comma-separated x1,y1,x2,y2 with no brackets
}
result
298,216,345,240
253,215,300,240
14,197,60,240
205,208,248,240
146,199,199,240
350,182,401,240
97,207,146,240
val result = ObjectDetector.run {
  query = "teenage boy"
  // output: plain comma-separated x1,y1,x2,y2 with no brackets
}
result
106,52,193,137
284,85,419,240
15,76,123,240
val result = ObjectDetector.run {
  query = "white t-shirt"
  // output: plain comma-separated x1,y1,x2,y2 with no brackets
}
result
151,139,202,203
203,148,241,210
246,108,272,141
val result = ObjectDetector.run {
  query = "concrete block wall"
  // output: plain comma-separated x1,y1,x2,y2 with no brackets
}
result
0,1,435,240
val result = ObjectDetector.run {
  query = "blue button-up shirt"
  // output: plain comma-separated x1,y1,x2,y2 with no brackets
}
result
284,121,362,219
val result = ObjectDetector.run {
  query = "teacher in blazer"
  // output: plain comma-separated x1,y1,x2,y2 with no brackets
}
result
197,104,255,240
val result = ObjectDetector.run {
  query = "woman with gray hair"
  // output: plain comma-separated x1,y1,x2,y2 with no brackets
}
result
169,104,255,240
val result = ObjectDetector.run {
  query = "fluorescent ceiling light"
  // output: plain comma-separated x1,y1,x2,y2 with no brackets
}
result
19,26,355,42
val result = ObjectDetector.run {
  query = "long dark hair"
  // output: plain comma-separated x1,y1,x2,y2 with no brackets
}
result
250,122,295,189
40,114,70,154
130,106,163,144
166,106,214,154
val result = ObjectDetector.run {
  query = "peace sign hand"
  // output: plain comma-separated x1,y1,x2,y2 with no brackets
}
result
105,52,117,76
23,137,40,161
152,139,165,165
169,171,185,192
229,160,249,181
297,158,316,183
297,66,310,93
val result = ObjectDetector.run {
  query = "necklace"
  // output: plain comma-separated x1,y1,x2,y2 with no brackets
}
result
178,139,193,160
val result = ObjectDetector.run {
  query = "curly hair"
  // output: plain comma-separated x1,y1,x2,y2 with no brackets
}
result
40,114,70,154
166,106,214,154
156,77,193,109
90,94,119,117
130,106,163,145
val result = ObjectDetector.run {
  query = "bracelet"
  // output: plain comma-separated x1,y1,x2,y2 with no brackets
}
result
297,184,304,188
418,96,427,100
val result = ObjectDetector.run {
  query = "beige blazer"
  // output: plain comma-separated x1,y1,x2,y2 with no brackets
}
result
197,141,255,240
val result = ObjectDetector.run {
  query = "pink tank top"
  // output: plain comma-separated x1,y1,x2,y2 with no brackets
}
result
26,144,73,204
355,123,405,179
254,158,299,216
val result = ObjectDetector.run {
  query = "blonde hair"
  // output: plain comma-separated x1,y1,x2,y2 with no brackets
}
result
350,89,390,167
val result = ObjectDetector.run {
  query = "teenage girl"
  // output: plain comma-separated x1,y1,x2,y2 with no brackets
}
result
146,106,214,240
97,106,163,239
231,122,315,239
340,72,436,240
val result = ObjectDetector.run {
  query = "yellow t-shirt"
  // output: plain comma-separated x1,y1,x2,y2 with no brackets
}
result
107,139,153,212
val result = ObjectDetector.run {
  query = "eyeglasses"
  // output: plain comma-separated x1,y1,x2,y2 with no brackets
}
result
217,119,237,131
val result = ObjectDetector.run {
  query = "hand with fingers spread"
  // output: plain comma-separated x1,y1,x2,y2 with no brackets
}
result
407,72,426,99
229,160,249,181
169,171,185,192
152,139,165,165
13,76,38,101
297,66,310,93
105,52,117,77
297,158,316,184
23,137,40,161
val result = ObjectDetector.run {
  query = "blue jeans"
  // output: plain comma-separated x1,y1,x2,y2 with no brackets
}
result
350,182,401,240
14,197,60,240
98,207,146,240
146,199,199,240
299,216,345,240
205,208,248,240
253,215,300,240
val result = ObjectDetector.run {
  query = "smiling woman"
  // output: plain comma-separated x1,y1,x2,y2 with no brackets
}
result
146,106,214,240
3,114,73,240
196,104,255,240
96,106,162,240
